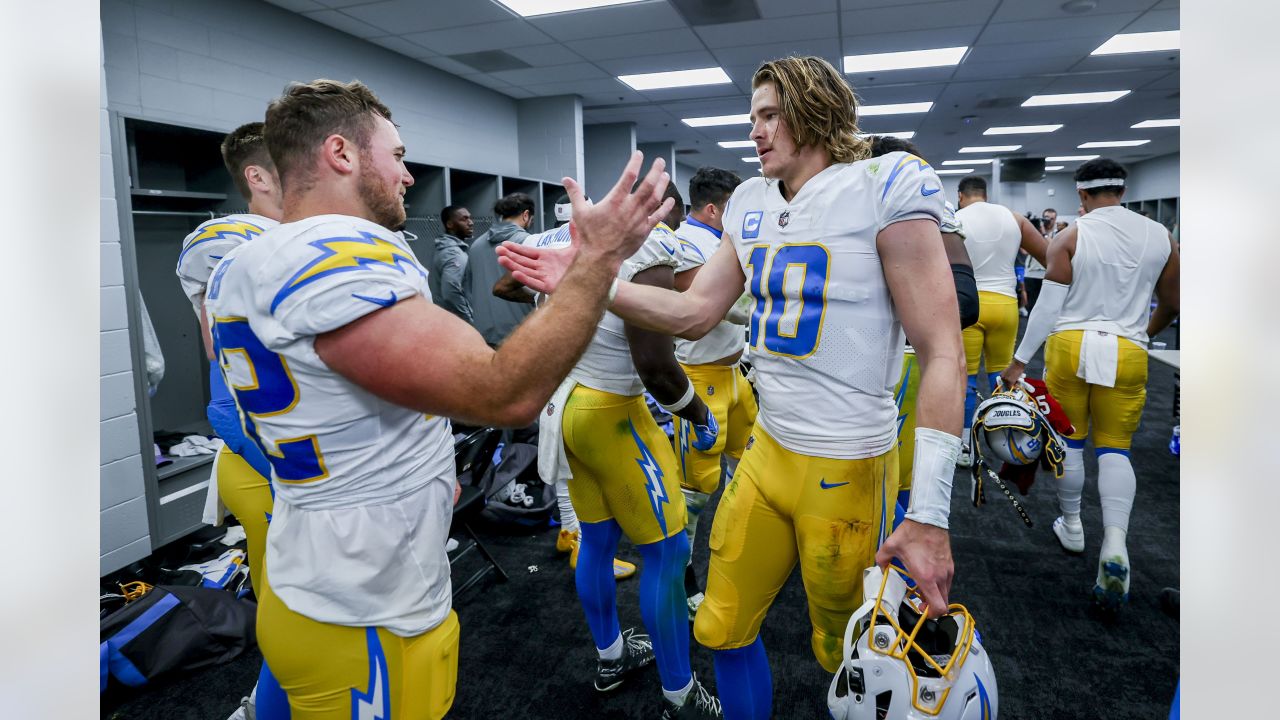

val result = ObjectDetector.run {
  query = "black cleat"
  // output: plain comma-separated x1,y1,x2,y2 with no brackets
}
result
594,628,654,692
661,674,722,719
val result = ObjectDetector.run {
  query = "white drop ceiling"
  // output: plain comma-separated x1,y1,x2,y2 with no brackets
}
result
264,0,1179,174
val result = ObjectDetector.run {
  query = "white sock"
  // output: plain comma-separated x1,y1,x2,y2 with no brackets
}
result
1056,447,1085,516
682,488,709,548
599,633,623,661
663,676,695,705
1097,452,1137,533
557,481,579,535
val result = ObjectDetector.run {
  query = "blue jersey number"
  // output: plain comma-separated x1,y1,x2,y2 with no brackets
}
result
745,244,829,358
212,318,327,484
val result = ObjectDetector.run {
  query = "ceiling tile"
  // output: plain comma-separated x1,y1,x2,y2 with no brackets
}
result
839,0,966,9
968,36,1098,58
840,0,997,35
505,43,584,67
846,65,959,86
528,1,687,41
711,38,841,67
566,27,706,62
521,77,628,96
403,19,553,55
1123,8,1180,32
491,61,610,86
757,0,839,17
990,0,1152,22
463,73,518,92
695,13,838,48
417,55,485,77
594,50,720,76
366,34,435,57
979,13,1142,44
341,0,515,34
264,0,326,12
301,9,387,37
842,26,985,53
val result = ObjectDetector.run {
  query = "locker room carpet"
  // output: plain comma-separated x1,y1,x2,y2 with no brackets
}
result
102,329,1180,720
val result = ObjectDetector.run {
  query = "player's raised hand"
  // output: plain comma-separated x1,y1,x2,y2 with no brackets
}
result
875,519,953,618
497,241,575,295
569,151,673,263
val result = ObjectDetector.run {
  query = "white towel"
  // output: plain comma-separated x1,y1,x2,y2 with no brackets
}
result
1076,330,1119,388
202,448,228,526
538,377,577,484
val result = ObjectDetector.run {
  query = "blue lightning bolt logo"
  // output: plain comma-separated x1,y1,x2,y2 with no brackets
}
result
178,220,266,267
629,420,669,536
271,231,426,314
881,153,933,201
894,360,913,442
351,628,390,720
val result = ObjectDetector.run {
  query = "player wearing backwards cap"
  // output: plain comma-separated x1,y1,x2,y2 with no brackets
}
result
668,166,758,621
516,181,724,718
206,78,676,719
1001,157,1180,613
492,195,639,582
173,121,288,720
498,56,965,720
954,175,1049,468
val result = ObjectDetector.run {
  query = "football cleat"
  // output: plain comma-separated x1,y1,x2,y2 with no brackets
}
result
225,695,254,720
1093,551,1131,612
828,565,998,720
686,592,705,622
1052,516,1085,554
661,674,722,719
595,628,654,692
956,443,973,468
556,529,579,553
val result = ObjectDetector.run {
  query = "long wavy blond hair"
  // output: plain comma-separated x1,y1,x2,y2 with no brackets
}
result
752,56,871,164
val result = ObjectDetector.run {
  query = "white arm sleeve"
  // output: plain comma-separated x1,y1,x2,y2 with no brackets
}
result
1013,279,1069,364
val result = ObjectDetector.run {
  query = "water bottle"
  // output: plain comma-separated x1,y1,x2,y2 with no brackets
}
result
1169,425,1180,456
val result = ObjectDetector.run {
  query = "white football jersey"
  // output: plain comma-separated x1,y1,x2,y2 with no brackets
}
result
524,222,681,395
674,218,747,365
722,152,945,459
175,213,277,304
1056,205,1171,345
206,214,455,636
956,201,1021,297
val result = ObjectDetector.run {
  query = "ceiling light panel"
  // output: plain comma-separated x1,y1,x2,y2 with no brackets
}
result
936,168,976,175
717,140,755,148
843,46,968,73
1092,30,1180,55
1045,166,1066,171
959,145,1021,153
942,159,994,165
1132,118,1180,128
984,125,1063,135
742,157,761,163
496,0,644,17
1046,155,1099,161
618,67,731,91
682,114,751,127
1078,140,1150,148
860,102,933,116
1022,91,1130,107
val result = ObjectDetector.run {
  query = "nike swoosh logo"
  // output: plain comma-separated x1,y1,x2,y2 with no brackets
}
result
659,241,676,255
352,290,398,308
921,185,941,197
819,479,850,490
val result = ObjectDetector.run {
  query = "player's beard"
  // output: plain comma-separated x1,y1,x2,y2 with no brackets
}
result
358,156,406,231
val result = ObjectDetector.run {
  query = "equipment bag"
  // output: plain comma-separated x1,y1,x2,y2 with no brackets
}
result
100,584,256,691
477,442,555,527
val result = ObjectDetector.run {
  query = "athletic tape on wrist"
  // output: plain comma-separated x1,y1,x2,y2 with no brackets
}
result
659,382,696,414
905,427,961,530
607,278,619,304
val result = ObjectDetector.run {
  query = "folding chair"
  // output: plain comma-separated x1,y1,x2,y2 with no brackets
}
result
449,428,508,598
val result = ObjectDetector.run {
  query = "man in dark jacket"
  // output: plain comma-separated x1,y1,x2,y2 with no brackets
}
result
431,205,474,321
464,193,535,346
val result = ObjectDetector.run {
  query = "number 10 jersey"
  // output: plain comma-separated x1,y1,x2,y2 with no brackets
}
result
723,152,945,460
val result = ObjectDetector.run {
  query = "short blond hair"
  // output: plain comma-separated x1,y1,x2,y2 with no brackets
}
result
752,56,870,164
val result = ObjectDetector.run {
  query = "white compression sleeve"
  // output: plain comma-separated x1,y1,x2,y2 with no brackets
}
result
1056,446,1085,517
906,428,962,529
1013,280,1069,364
1098,453,1137,533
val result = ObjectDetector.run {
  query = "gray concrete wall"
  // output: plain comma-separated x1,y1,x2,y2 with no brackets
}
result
1125,153,1179,202
517,95,583,184
583,122,636,201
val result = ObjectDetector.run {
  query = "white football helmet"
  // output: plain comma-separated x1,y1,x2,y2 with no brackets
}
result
828,566,998,720
969,383,1060,468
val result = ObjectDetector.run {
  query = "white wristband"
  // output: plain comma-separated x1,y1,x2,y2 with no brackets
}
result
658,381,696,414
607,278,619,304
905,427,961,530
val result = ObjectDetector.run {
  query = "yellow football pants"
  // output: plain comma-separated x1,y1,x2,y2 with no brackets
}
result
562,385,686,545
215,446,273,589
963,291,1019,375
673,363,758,494
257,570,459,720
693,428,898,672
893,350,921,492
1045,329,1149,450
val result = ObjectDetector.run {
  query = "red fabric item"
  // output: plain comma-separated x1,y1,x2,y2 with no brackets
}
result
1023,378,1076,437
999,461,1038,496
